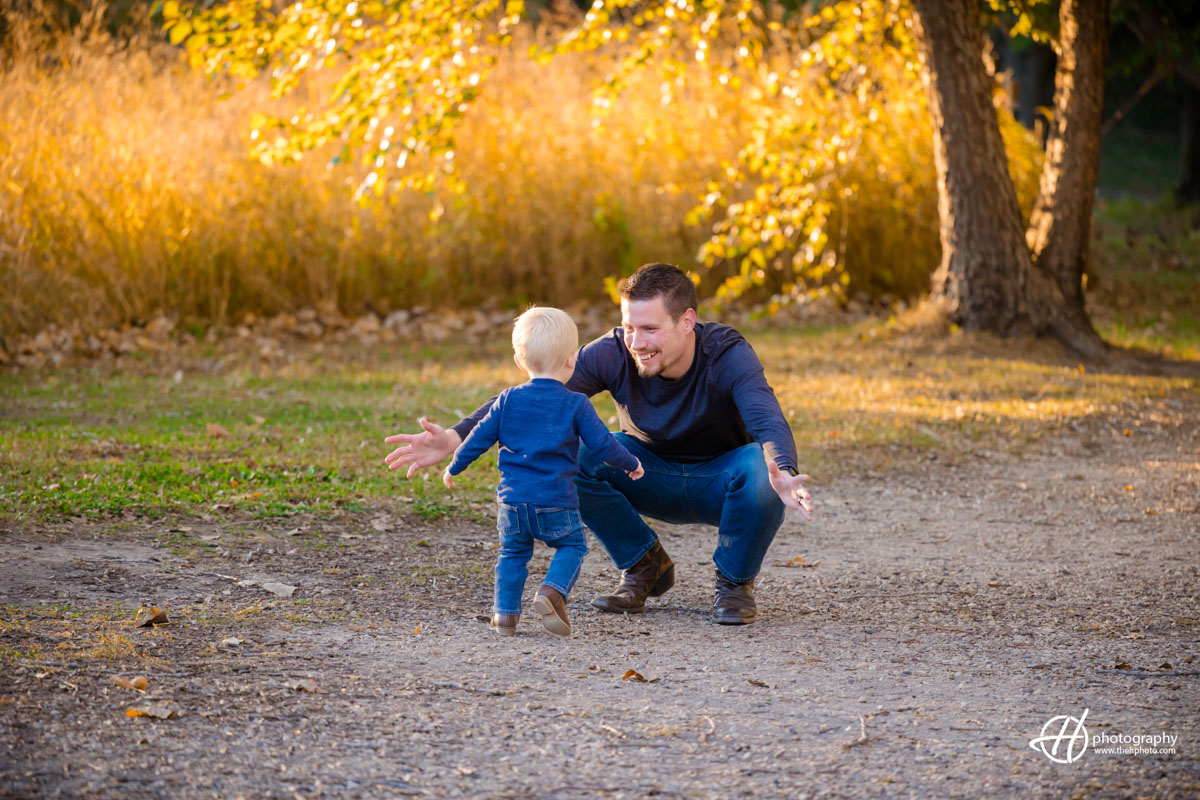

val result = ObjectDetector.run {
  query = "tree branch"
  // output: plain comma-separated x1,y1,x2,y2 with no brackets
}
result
1101,64,1167,135
1123,7,1200,93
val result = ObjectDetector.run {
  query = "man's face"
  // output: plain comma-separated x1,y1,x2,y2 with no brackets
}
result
620,296,696,379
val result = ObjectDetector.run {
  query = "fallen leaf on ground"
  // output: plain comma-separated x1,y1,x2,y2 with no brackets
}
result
285,679,319,693
622,669,647,682
748,679,771,688
206,422,232,439
221,637,244,646
260,582,297,598
111,676,148,691
127,703,177,720
779,556,820,568
134,607,169,627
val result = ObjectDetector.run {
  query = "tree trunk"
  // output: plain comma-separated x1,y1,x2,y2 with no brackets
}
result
1178,82,1200,205
909,0,1040,336
910,0,1111,358
1015,41,1057,146
1025,0,1110,358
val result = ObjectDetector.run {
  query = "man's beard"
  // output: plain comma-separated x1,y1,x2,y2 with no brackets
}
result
632,351,662,377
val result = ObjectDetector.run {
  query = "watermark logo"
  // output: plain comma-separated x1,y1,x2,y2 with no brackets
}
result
1030,709,1180,762
1030,709,1090,764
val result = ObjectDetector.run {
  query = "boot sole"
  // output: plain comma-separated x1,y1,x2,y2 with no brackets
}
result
533,595,571,637
591,598,647,614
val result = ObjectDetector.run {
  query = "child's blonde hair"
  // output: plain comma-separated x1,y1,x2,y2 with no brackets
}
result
512,306,578,374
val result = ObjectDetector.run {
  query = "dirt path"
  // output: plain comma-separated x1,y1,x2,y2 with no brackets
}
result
2,409,1198,798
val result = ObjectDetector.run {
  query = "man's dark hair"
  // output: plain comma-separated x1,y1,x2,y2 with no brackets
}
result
620,263,698,321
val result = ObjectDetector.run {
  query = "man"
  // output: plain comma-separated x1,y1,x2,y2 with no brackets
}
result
384,263,813,625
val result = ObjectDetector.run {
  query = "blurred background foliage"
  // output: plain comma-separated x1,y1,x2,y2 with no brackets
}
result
0,0,1192,343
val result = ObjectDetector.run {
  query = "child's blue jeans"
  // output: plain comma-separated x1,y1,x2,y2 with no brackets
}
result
493,502,587,616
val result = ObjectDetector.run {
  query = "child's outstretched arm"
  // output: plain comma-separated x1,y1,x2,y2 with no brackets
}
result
574,397,641,477
443,395,503,488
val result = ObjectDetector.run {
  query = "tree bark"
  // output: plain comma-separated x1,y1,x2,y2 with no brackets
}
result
1026,0,1110,357
910,0,1111,358
909,0,1040,336
1178,83,1200,205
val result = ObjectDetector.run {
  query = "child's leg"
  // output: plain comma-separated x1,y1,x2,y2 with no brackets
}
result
535,508,588,599
494,504,534,616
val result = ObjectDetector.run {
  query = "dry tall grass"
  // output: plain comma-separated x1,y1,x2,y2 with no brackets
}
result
0,7,1041,339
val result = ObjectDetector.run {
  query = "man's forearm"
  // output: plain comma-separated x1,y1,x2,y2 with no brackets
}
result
451,396,498,443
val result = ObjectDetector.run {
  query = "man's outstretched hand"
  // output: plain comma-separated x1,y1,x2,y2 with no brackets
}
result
384,417,461,478
768,461,813,521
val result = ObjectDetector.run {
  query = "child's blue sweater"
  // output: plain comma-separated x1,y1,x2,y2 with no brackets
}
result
447,378,639,508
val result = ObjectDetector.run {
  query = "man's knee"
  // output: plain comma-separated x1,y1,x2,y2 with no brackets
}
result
727,444,785,527
727,443,770,488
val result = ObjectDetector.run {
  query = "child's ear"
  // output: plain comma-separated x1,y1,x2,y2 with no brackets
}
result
566,352,578,369
513,353,524,371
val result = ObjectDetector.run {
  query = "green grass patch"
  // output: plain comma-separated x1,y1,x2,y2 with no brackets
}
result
1090,197,1200,360
0,347,515,521
2,304,1195,525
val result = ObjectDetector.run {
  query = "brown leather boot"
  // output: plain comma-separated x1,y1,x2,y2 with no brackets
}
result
490,613,518,636
533,586,571,637
591,541,675,614
713,570,756,625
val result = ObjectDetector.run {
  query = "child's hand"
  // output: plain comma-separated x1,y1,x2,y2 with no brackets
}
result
627,460,644,481
442,467,455,489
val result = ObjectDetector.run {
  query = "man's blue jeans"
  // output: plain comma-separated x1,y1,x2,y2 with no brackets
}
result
493,503,587,616
576,433,786,583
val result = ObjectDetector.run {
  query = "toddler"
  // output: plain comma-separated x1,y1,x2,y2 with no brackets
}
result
443,307,643,637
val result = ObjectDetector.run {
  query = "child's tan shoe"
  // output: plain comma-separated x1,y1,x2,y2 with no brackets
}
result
490,613,518,636
533,586,571,637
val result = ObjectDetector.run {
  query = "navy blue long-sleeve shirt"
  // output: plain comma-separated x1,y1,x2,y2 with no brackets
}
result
452,323,798,473
447,378,640,507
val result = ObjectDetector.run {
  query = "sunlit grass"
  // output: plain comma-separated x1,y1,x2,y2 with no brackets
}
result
2,322,1194,522
750,321,1196,477
0,349,517,520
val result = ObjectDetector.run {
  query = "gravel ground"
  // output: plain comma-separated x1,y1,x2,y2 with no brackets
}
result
2,405,1198,799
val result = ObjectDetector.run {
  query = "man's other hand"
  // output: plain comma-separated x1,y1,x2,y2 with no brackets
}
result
384,417,461,478
767,461,813,521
